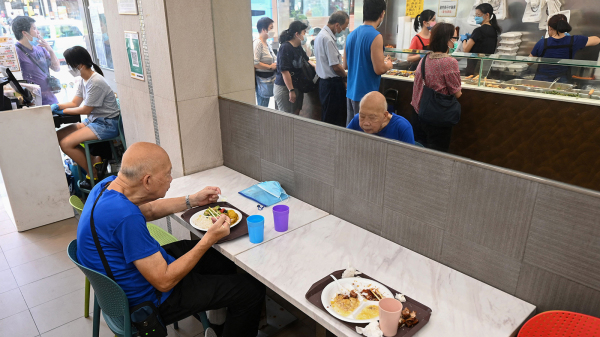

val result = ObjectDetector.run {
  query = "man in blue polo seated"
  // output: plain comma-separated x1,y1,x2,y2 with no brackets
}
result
347,91,415,144
77,142,265,337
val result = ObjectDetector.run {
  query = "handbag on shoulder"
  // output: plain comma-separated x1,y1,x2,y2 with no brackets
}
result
417,55,461,127
291,58,319,93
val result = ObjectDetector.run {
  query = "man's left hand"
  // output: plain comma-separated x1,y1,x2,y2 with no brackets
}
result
37,36,51,51
189,186,222,207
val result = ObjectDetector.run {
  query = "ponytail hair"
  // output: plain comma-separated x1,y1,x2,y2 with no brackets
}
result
413,9,435,32
279,20,308,43
548,14,572,34
64,46,104,77
476,3,502,35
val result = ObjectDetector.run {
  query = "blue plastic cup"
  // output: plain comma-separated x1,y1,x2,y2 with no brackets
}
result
247,215,265,244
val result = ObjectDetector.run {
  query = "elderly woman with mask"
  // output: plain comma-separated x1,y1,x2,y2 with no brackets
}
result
253,17,277,107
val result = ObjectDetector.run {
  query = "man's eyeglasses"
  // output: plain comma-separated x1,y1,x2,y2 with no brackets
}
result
451,37,459,41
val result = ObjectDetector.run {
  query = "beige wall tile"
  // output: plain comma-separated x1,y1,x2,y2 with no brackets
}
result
154,96,184,178
117,84,156,146
212,0,255,95
178,96,223,174
221,89,256,105
141,0,176,101
165,0,218,101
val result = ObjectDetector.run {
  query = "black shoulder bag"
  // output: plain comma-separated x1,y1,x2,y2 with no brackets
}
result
291,56,318,92
417,55,461,127
16,43,62,93
90,183,168,337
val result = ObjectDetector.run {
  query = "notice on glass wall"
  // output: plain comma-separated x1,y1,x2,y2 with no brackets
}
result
406,0,424,18
118,0,138,15
0,37,20,72
94,34,108,68
438,0,458,17
125,31,144,81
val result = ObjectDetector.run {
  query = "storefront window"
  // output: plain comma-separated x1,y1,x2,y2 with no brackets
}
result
276,0,354,55
0,0,112,104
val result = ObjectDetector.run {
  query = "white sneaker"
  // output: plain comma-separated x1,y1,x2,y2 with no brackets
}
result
204,327,218,337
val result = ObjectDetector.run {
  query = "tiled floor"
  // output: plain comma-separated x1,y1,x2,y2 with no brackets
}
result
0,205,328,337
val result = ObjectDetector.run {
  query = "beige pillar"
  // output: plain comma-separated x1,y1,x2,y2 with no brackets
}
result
101,0,254,177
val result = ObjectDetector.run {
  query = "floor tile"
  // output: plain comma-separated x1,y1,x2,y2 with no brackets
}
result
4,230,77,268
0,251,8,271
0,268,18,294
0,218,16,236
40,315,113,337
11,250,74,286
30,288,87,333
0,288,28,320
0,218,77,251
0,310,39,337
20,267,84,308
167,315,204,337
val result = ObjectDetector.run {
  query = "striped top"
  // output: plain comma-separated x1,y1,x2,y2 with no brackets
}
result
253,39,275,73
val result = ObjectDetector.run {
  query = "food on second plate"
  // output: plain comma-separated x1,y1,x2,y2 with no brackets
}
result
360,288,383,301
203,206,239,225
330,294,361,317
399,307,419,328
356,305,379,320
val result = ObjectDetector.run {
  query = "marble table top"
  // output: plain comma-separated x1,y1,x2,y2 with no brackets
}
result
235,215,536,337
165,166,329,260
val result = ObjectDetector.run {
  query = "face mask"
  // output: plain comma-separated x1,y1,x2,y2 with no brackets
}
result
268,31,275,38
449,41,459,54
257,181,289,201
377,19,384,29
68,66,81,77
27,33,38,46
335,27,344,38
474,16,484,25
427,21,436,30
300,34,306,45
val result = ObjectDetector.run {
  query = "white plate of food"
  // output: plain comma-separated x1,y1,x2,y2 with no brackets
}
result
321,277,394,323
189,206,242,231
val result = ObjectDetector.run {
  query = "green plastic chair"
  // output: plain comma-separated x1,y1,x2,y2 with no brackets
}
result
147,223,178,246
69,195,92,318
68,240,211,336
79,115,127,192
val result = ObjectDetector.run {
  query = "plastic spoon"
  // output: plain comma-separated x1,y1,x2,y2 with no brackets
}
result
330,275,349,295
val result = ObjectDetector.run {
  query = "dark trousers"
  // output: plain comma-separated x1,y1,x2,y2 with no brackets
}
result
159,240,266,337
419,121,453,152
319,77,347,127
411,109,426,145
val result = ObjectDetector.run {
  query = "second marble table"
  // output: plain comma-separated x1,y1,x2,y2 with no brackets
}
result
235,215,536,337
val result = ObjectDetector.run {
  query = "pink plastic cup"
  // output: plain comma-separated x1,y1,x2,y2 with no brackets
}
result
379,298,403,337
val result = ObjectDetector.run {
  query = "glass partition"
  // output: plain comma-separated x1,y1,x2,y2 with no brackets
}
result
383,49,600,101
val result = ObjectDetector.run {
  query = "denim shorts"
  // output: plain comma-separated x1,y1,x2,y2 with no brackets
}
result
83,116,120,140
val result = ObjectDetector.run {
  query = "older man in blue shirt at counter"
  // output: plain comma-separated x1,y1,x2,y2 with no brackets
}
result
314,11,349,127
347,91,415,144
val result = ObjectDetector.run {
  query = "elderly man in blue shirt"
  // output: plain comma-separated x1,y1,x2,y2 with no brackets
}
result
314,11,349,127
347,91,415,144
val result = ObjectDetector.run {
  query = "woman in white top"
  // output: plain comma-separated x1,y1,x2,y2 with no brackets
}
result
53,46,121,188
253,17,277,107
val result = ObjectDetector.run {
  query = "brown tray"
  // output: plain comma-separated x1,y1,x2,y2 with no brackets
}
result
181,202,249,244
305,270,432,337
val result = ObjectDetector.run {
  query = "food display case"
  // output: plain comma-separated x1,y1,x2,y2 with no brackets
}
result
379,49,600,192
383,49,600,105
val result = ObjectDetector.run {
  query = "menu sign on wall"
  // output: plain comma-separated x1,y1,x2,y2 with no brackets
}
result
405,0,424,18
438,0,458,17
0,37,20,72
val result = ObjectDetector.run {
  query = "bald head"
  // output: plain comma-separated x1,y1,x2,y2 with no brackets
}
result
360,91,388,115
358,91,391,134
120,142,171,182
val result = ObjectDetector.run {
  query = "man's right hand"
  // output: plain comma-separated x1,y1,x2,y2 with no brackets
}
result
289,90,297,103
203,215,231,245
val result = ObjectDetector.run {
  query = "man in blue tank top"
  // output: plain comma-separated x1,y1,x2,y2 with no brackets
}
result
344,0,393,126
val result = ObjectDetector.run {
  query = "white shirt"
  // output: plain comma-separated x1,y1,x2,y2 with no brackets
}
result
314,26,342,79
